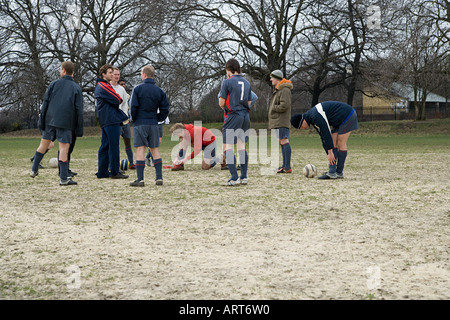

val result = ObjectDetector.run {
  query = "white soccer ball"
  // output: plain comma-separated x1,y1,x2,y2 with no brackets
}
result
303,164,317,178
49,157,58,168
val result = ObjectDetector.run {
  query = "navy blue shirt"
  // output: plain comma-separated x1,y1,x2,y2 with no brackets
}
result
304,101,354,153
130,78,169,126
219,74,252,115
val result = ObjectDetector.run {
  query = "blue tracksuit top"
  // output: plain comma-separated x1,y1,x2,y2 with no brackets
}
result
129,78,169,126
94,78,127,128
303,101,354,153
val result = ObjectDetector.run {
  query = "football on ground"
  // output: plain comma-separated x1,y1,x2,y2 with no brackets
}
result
120,159,129,171
49,157,58,168
303,164,317,178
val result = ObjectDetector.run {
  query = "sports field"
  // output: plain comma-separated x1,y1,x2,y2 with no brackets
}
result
0,120,449,300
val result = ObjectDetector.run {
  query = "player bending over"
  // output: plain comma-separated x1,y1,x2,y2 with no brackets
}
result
170,123,218,171
290,101,359,179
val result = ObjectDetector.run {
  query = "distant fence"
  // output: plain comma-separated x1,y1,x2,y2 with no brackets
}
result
357,104,449,121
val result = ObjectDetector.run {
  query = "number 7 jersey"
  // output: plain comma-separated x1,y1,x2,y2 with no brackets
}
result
219,74,252,114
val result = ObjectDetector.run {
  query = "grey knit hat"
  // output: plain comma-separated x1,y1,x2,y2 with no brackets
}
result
270,69,283,80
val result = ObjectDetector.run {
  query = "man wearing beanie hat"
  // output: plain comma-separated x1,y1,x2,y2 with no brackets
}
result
269,70,293,173
290,101,359,179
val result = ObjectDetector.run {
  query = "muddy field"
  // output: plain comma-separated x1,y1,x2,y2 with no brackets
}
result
0,129,449,300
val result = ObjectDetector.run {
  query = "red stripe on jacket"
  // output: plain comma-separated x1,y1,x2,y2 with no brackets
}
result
99,82,122,102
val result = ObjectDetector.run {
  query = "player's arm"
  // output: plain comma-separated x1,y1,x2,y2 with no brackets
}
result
219,97,225,110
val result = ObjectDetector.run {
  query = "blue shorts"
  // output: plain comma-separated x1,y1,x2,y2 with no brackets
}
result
275,127,290,140
223,111,250,144
133,125,160,148
331,109,359,135
121,123,132,139
42,125,72,144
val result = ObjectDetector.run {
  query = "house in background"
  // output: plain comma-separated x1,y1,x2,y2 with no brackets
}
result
361,82,448,120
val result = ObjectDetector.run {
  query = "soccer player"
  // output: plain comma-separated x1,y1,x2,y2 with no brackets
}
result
170,123,218,170
129,65,169,187
30,61,83,185
290,101,359,179
94,64,129,179
268,69,293,174
218,58,252,186
111,68,135,169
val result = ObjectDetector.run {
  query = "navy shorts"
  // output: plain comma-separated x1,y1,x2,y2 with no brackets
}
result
158,124,163,138
42,125,72,144
121,123,132,139
275,127,290,140
223,111,250,144
133,125,160,148
332,109,359,135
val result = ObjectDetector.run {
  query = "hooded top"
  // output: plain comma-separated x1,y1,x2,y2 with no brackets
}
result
268,79,293,129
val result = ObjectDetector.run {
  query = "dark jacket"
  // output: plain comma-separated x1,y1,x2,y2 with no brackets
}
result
94,78,127,128
129,78,169,126
39,75,84,137
268,79,293,129
304,101,354,153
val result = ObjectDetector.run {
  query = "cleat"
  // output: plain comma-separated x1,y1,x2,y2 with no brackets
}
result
171,164,184,171
155,179,163,185
318,172,337,179
336,172,344,179
68,170,77,177
30,170,38,178
226,178,239,186
60,179,77,186
239,178,248,185
111,172,129,179
130,179,144,187
277,167,292,173
129,164,136,170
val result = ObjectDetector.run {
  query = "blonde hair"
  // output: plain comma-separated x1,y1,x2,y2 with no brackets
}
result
170,123,185,134
142,65,155,78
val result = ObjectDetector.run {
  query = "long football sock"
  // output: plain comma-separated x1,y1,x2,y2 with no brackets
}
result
328,148,339,174
337,150,348,174
282,143,291,169
238,150,248,179
153,158,163,180
136,160,145,181
31,151,45,172
280,144,286,168
225,149,238,181
126,146,134,165
59,160,69,181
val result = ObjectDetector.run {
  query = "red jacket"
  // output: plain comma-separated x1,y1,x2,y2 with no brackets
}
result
183,124,215,161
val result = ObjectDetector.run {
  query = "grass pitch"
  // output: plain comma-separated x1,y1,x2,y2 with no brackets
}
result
0,119,449,300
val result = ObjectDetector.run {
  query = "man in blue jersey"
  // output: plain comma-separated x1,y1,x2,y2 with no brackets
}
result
290,101,359,179
30,61,83,185
218,58,252,186
128,65,169,187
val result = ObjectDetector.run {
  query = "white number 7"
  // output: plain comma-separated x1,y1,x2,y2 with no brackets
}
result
238,81,245,100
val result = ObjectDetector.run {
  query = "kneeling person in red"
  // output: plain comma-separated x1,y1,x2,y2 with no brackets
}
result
170,123,218,170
